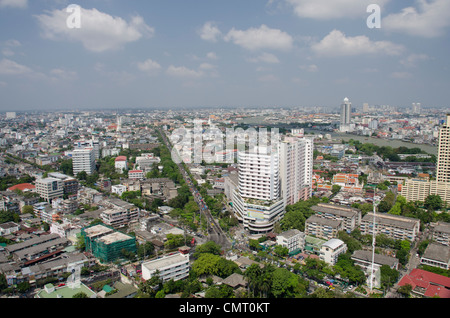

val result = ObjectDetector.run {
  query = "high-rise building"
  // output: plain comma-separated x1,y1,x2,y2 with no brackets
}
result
402,114,450,202
232,146,285,234
412,103,421,114
280,135,314,206
237,146,280,201
72,148,96,175
74,139,100,160
363,103,370,113
435,114,450,183
340,97,352,132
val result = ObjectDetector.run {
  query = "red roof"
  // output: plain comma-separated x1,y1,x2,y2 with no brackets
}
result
7,183,35,191
115,156,127,162
398,269,450,298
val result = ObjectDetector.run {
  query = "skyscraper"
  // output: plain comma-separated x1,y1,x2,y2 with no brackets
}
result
237,146,280,201
340,97,352,132
232,145,285,234
435,114,450,183
280,135,314,205
403,114,450,202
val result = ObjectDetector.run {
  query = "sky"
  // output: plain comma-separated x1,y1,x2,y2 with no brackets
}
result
0,0,449,112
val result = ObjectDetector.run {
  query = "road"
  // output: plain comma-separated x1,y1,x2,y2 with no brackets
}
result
158,128,231,249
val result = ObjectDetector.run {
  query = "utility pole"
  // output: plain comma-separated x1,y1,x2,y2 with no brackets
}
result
370,199,378,292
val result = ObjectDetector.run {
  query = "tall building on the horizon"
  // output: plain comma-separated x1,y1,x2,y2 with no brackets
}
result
340,97,352,132
412,103,421,114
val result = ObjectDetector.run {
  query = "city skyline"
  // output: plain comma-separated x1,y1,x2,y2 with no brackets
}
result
0,0,449,111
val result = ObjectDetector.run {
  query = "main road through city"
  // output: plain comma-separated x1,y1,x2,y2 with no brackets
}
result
158,128,231,249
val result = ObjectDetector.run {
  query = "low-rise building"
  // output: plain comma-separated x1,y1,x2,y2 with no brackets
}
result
420,242,450,270
432,222,450,246
360,212,420,242
141,252,190,282
305,215,343,240
319,238,347,265
311,203,361,233
276,229,305,254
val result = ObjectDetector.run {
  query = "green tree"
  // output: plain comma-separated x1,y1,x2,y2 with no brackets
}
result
424,194,443,211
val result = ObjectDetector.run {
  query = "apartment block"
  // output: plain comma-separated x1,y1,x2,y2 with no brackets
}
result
72,148,96,175
432,222,450,246
360,212,420,242
279,136,313,206
305,215,343,240
311,203,361,233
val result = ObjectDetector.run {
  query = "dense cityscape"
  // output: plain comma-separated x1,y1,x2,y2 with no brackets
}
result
0,0,449,312
0,101,449,303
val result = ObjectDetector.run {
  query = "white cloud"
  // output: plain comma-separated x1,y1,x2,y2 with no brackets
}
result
311,30,404,57
247,52,280,64
383,0,450,38
258,74,279,82
0,58,32,75
166,65,204,79
224,24,293,51
400,53,429,68
0,0,27,9
391,71,412,79
137,58,162,75
49,68,77,81
286,0,390,20
299,64,318,72
35,7,154,52
206,52,219,60
199,22,222,42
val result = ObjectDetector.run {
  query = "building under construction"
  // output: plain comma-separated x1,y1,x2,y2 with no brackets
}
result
81,224,137,263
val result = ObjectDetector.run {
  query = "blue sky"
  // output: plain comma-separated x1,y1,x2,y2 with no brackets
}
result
0,0,449,111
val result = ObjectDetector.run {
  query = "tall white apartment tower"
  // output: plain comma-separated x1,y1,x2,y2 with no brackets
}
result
436,114,450,183
280,136,314,206
72,148,96,175
340,97,352,132
238,146,280,201
429,114,450,202
232,145,285,234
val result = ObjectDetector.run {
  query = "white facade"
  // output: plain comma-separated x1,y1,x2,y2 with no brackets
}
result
319,238,347,265
340,97,353,132
276,229,305,254
232,145,285,234
111,185,127,196
232,190,285,234
279,136,313,206
72,148,96,175
142,253,190,282
238,146,280,201
128,170,144,180
35,178,64,203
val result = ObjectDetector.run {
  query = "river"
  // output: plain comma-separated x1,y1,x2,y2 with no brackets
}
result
239,116,438,155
